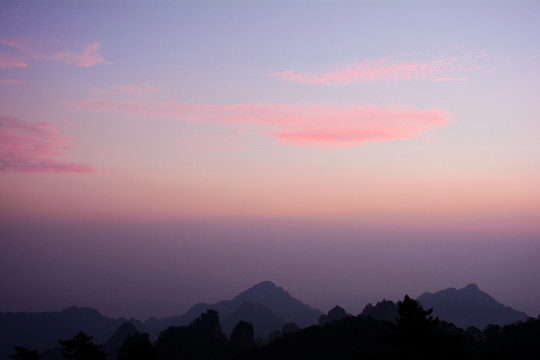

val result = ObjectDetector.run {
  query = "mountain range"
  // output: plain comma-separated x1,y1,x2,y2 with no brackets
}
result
417,283,529,329
144,281,322,338
0,281,532,359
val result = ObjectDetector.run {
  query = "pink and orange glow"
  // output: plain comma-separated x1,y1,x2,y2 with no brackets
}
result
1,1,539,319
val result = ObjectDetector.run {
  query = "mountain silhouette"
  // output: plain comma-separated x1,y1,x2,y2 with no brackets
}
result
222,301,284,338
0,307,144,360
145,281,322,338
154,309,229,360
360,299,398,323
230,281,322,328
101,321,138,359
417,283,530,329
4,281,533,359
318,305,348,326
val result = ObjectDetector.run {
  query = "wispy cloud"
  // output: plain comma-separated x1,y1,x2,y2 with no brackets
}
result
0,53,29,68
71,87,448,148
0,78,25,84
265,105,448,147
0,37,109,68
268,51,485,85
0,116,93,173
52,41,109,67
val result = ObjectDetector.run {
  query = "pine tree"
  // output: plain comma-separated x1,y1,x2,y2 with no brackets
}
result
9,347,41,360
58,331,107,360
383,295,440,358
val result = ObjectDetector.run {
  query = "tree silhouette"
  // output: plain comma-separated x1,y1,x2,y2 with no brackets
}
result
58,331,107,360
382,295,442,358
9,347,41,360
395,295,438,330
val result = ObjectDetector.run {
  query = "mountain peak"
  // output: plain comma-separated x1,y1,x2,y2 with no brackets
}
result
417,283,529,329
464,283,479,291
231,281,322,329
61,306,102,317
234,281,286,301
252,280,279,289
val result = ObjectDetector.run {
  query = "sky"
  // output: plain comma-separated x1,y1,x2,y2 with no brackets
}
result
1,0,539,320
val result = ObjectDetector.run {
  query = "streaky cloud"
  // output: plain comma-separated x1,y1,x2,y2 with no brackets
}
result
0,37,109,68
0,78,26,84
0,53,29,68
71,87,448,148
52,41,109,67
268,51,486,86
0,116,93,173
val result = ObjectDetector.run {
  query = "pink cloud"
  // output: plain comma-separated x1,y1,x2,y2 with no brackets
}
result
52,41,109,67
0,53,29,68
0,116,93,173
0,37,109,68
268,52,485,85
266,105,447,147
71,89,448,148
0,78,26,84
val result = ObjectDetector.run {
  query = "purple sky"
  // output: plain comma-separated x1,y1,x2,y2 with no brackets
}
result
1,0,539,320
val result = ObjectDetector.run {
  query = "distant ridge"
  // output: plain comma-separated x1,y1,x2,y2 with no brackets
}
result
417,283,529,329
146,281,322,338
230,281,322,328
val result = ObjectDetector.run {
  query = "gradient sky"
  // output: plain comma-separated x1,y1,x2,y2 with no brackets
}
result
1,0,539,320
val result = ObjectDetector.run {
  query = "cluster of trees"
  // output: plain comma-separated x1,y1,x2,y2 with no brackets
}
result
10,296,540,360
10,332,107,360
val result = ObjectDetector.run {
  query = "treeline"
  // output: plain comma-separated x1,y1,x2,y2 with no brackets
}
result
10,296,540,360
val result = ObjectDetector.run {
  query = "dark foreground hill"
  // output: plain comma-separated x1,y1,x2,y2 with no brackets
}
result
0,307,144,360
241,297,540,360
417,283,529,329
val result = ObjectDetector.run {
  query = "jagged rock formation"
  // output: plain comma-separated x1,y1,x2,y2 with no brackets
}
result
229,321,255,352
319,305,348,325
361,299,398,323
189,309,226,341
154,310,227,360
102,322,138,359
